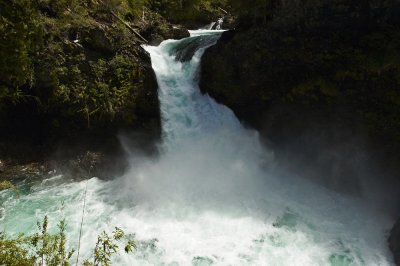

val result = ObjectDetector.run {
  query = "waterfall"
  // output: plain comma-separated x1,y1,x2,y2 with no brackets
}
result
0,30,395,265
208,22,216,30
142,31,259,154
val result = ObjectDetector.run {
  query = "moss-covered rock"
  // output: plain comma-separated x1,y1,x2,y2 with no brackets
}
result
0,181,15,191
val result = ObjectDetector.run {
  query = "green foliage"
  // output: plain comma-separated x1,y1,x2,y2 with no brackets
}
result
0,0,42,108
52,54,137,129
0,216,74,266
146,0,277,26
0,180,20,197
0,0,157,140
0,180,15,191
83,227,136,266
126,0,150,16
0,217,136,265
28,216,75,266
93,0,149,19
148,0,229,26
0,233,36,266
36,0,83,16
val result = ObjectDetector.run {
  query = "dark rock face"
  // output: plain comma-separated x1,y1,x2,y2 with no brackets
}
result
390,219,400,265
200,2,400,196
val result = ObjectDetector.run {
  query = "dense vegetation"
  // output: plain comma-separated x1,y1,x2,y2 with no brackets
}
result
0,215,135,266
0,0,166,161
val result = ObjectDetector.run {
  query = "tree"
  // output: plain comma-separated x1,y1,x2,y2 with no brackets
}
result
0,0,42,106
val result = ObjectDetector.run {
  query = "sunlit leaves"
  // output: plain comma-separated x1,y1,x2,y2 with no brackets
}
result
93,227,136,266
1,217,135,265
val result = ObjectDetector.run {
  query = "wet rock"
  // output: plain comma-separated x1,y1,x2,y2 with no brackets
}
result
171,25,190,39
66,151,102,179
60,151,127,180
0,180,14,191
0,161,47,182
389,219,400,265
0,147,129,183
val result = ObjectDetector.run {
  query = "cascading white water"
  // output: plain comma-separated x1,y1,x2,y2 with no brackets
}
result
0,30,395,265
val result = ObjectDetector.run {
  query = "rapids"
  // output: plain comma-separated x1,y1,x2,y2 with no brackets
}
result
0,30,395,265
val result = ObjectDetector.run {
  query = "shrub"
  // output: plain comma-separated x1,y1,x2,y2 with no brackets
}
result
0,216,135,265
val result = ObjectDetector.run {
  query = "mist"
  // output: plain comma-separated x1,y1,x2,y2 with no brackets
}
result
257,106,400,217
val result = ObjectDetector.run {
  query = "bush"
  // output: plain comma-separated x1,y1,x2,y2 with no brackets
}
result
0,0,42,109
0,216,135,266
